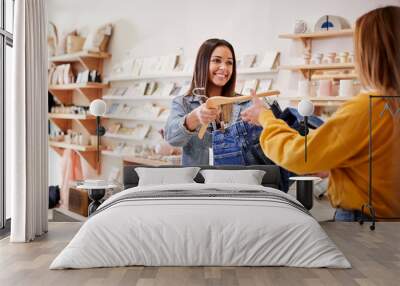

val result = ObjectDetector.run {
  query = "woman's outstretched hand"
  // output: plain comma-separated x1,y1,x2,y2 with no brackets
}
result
185,103,221,131
240,89,269,126
194,103,221,125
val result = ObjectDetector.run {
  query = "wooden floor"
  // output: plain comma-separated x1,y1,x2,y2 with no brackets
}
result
0,222,399,286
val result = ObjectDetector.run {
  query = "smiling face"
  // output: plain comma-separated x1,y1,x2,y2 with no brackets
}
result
208,46,234,88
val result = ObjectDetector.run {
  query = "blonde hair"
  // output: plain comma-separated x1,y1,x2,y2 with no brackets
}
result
354,6,400,96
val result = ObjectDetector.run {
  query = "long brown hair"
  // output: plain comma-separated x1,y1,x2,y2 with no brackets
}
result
354,6,400,97
187,38,237,122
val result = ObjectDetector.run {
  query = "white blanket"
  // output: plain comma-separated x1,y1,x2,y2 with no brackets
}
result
50,183,350,269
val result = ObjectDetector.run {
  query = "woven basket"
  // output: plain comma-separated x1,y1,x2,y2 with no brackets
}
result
66,35,85,54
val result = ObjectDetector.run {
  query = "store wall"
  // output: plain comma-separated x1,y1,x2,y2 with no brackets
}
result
47,0,400,183
48,0,399,89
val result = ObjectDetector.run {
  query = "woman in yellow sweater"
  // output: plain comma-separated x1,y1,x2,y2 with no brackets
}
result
241,6,400,221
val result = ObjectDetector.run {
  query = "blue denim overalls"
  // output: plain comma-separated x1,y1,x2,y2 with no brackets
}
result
212,104,324,193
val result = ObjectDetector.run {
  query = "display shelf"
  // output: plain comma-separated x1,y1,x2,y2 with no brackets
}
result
49,141,104,171
280,63,355,80
280,96,353,107
102,95,175,101
102,151,170,166
49,141,100,152
123,155,170,166
104,71,192,82
311,73,358,80
237,67,278,76
48,89,73,105
48,113,97,134
103,133,147,142
50,51,111,71
48,83,109,90
48,50,111,173
104,115,167,123
101,150,125,157
280,63,355,71
279,29,353,50
279,29,353,40
50,51,111,62
104,68,278,82
279,96,353,101
279,28,356,81
48,113,94,120
48,83,108,105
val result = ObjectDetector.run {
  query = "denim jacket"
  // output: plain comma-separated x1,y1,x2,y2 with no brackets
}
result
164,94,251,166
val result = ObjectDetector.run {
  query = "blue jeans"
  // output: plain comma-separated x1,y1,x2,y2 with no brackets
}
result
334,208,371,222
212,120,293,192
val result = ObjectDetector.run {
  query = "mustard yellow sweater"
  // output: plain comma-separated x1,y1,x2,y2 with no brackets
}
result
259,93,400,218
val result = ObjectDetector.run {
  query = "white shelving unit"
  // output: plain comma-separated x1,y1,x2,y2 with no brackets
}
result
104,133,148,142
279,96,354,107
104,61,279,165
237,67,278,76
102,95,175,101
102,150,127,158
50,51,111,63
102,150,170,166
104,68,278,82
279,29,357,111
48,51,110,173
104,114,167,123
104,71,192,82
279,96,353,101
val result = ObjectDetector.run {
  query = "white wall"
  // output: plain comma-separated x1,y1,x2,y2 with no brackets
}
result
47,0,400,184
48,0,399,82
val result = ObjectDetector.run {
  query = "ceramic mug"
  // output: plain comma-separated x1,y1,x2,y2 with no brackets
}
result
326,52,336,64
339,80,354,97
312,53,323,65
339,52,349,63
298,80,311,97
317,80,333,97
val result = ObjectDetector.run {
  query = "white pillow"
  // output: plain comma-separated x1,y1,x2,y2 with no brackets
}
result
200,169,266,185
135,167,200,186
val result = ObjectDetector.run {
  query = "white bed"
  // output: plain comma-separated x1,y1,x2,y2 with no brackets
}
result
50,182,350,269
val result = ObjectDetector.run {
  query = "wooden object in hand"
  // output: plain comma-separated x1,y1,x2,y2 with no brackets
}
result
198,90,280,139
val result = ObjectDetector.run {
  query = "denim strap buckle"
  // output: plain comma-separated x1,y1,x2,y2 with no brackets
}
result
220,121,225,133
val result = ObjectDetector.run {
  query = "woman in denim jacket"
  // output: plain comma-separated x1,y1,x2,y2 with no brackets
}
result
164,38,249,165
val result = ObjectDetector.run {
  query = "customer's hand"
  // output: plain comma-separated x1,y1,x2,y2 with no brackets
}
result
241,90,269,126
193,103,221,125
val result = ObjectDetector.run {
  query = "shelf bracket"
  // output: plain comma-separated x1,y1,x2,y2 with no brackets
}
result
76,88,102,103
50,146,101,174
49,90,73,105
49,146,64,156
300,69,313,80
301,38,312,53
76,118,97,135
49,118,72,133
80,151,101,174
78,57,104,72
